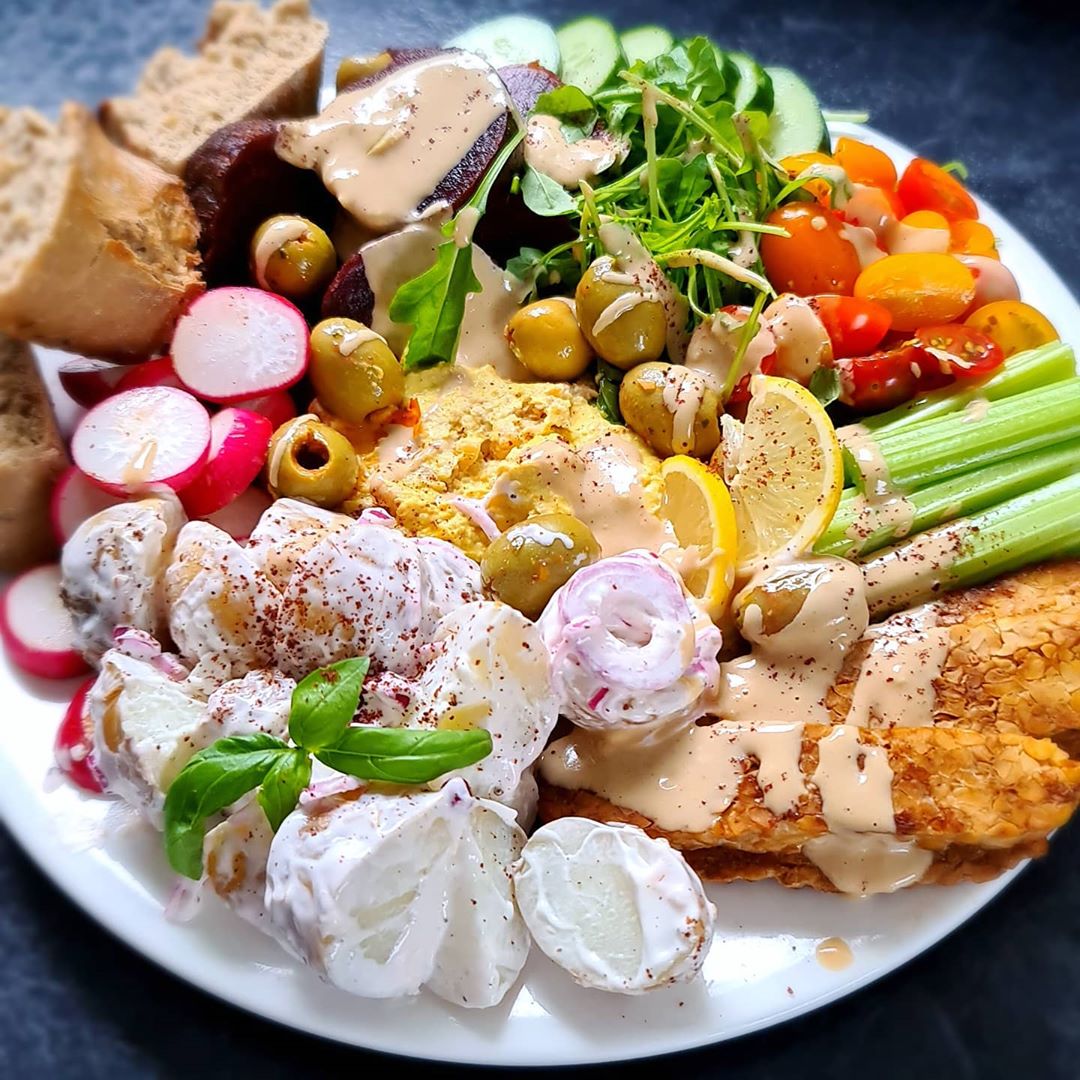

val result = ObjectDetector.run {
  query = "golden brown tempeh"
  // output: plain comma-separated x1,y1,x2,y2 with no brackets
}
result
537,725,1080,856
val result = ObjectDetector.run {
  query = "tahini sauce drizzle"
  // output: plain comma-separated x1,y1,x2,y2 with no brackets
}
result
845,605,950,728
275,53,510,232
816,937,854,971
524,114,626,190
661,367,711,453
486,433,675,556
862,522,968,616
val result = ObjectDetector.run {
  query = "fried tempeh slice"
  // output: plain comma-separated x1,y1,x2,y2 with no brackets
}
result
683,838,1047,891
828,560,1080,744
537,725,1080,856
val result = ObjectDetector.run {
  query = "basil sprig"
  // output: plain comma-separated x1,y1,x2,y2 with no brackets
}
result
162,658,493,879
390,128,524,372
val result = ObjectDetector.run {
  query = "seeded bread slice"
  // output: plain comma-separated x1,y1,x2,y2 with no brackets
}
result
0,104,203,361
100,0,328,175
0,335,67,572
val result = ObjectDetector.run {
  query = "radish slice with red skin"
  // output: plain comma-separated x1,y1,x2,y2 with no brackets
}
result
180,407,274,518
115,356,186,395
231,390,297,430
55,677,104,794
0,564,89,680
50,466,125,544
203,485,273,541
71,387,212,496
172,287,309,404
58,359,126,409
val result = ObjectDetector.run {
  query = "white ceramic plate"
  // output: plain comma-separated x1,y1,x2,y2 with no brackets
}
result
1,124,1077,1067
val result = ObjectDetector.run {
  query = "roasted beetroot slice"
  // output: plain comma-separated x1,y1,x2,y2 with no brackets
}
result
498,63,562,116
321,253,376,325
183,119,336,286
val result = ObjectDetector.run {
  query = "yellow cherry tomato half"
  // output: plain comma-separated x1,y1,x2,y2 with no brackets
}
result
780,151,836,206
950,219,999,259
901,210,950,232
854,253,976,331
964,300,1058,358
834,136,898,190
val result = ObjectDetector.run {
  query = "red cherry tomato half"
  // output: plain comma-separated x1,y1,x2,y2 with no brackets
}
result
913,324,1004,379
897,159,979,222
809,296,893,358
837,346,922,412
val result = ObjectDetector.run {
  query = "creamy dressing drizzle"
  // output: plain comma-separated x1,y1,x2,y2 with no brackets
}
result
812,725,894,832
840,223,887,269
598,222,690,362
453,206,481,249
885,220,950,255
356,225,529,379
720,558,869,726
275,52,511,232
841,423,892,497
845,605,950,728
338,326,384,355
487,433,674,556
539,720,806,833
524,114,626,190
862,523,968,615
964,396,990,423
816,937,853,971
844,493,917,547
252,217,310,289
591,290,655,337
685,309,777,393
763,295,833,382
661,368,710,454
803,833,933,896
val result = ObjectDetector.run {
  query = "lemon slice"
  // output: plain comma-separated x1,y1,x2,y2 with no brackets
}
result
659,455,738,619
722,374,843,572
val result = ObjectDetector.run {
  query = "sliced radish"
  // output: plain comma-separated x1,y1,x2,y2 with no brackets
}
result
115,356,185,395
0,564,89,680
50,466,126,544
203,485,274,541
180,407,274,518
231,390,297,430
71,387,212,495
55,677,104,794
58,359,126,408
171,287,309,404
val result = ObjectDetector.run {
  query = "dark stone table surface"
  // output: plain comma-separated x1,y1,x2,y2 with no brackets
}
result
1,1,1077,1075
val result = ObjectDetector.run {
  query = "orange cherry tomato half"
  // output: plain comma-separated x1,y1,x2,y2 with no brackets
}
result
779,151,836,206
834,137,898,190
964,300,1058,358
809,295,892,357
901,210,950,232
913,323,1004,378
854,252,976,331
950,219,998,259
898,158,979,222
761,204,863,296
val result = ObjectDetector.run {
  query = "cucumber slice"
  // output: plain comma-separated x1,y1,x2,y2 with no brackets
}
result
763,66,826,158
729,51,774,114
447,16,560,73
620,25,673,65
556,17,624,94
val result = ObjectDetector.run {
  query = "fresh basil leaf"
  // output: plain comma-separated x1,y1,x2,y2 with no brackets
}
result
533,86,597,129
257,748,312,832
289,657,370,751
163,734,290,879
521,166,577,217
595,360,624,424
809,366,842,407
314,727,493,785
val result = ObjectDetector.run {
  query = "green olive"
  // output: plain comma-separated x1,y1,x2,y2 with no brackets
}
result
250,215,336,300
481,513,600,620
505,299,594,381
309,318,404,424
618,362,721,458
267,417,359,508
336,51,392,92
736,570,813,639
574,255,667,370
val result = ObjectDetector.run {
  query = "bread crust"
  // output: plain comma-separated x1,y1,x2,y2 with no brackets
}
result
0,336,67,571
0,104,203,361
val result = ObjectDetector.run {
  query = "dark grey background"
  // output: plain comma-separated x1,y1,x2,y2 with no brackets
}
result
1,1,1078,1076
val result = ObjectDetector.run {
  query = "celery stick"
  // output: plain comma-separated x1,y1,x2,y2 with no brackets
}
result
817,438,1080,558
843,379,1080,493
860,471,1080,616
837,340,1075,442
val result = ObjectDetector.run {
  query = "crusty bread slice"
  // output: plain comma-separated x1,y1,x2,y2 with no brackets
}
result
0,104,203,361
100,0,328,175
0,335,67,572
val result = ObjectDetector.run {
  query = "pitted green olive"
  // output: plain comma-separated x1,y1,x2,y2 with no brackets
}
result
267,417,358,508
574,255,667,370
309,318,405,424
250,215,336,300
736,570,813,638
618,362,721,459
505,299,594,381
481,513,601,619
336,51,393,91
